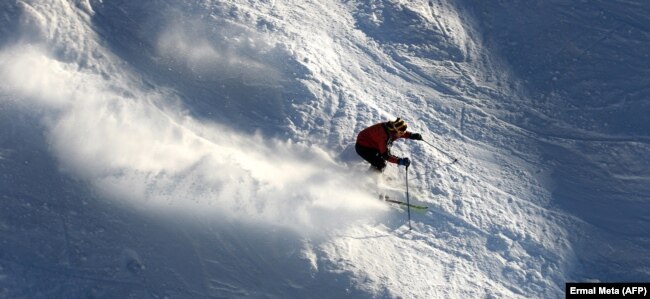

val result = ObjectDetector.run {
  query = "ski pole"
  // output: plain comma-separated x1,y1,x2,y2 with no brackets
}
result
422,139,459,164
405,165,412,230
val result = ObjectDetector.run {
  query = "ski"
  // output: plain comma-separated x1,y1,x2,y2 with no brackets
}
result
384,198,428,210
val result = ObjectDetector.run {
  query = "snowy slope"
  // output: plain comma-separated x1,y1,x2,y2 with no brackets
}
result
455,0,650,282
0,0,648,298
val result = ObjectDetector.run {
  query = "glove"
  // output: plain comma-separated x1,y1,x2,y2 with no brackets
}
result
410,133,423,140
397,157,411,167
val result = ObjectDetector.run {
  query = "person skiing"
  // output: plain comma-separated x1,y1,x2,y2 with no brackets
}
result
355,118,422,172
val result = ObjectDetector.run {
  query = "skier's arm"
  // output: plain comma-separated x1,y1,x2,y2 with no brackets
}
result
381,151,400,164
403,132,422,140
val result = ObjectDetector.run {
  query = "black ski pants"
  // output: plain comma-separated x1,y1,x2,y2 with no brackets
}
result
355,143,386,172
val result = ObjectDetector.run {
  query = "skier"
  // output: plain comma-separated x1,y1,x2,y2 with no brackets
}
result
355,118,422,173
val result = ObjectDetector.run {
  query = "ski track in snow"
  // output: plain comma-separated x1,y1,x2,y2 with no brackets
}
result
0,0,648,298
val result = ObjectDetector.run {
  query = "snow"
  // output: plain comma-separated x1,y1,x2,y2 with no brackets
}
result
1,0,648,298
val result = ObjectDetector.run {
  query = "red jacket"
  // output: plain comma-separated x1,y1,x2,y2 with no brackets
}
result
356,122,412,164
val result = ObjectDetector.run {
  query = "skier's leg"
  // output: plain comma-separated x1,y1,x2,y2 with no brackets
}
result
356,144,388,199
355,144,386,172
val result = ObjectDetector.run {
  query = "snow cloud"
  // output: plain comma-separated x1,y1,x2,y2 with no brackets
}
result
0,44,385,233
156,16,283,85
0,45,76,107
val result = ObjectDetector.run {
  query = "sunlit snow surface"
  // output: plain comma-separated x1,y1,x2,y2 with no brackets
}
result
1,0,648,298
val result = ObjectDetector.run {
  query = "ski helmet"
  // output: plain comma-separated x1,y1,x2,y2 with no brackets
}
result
388,118,407,132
